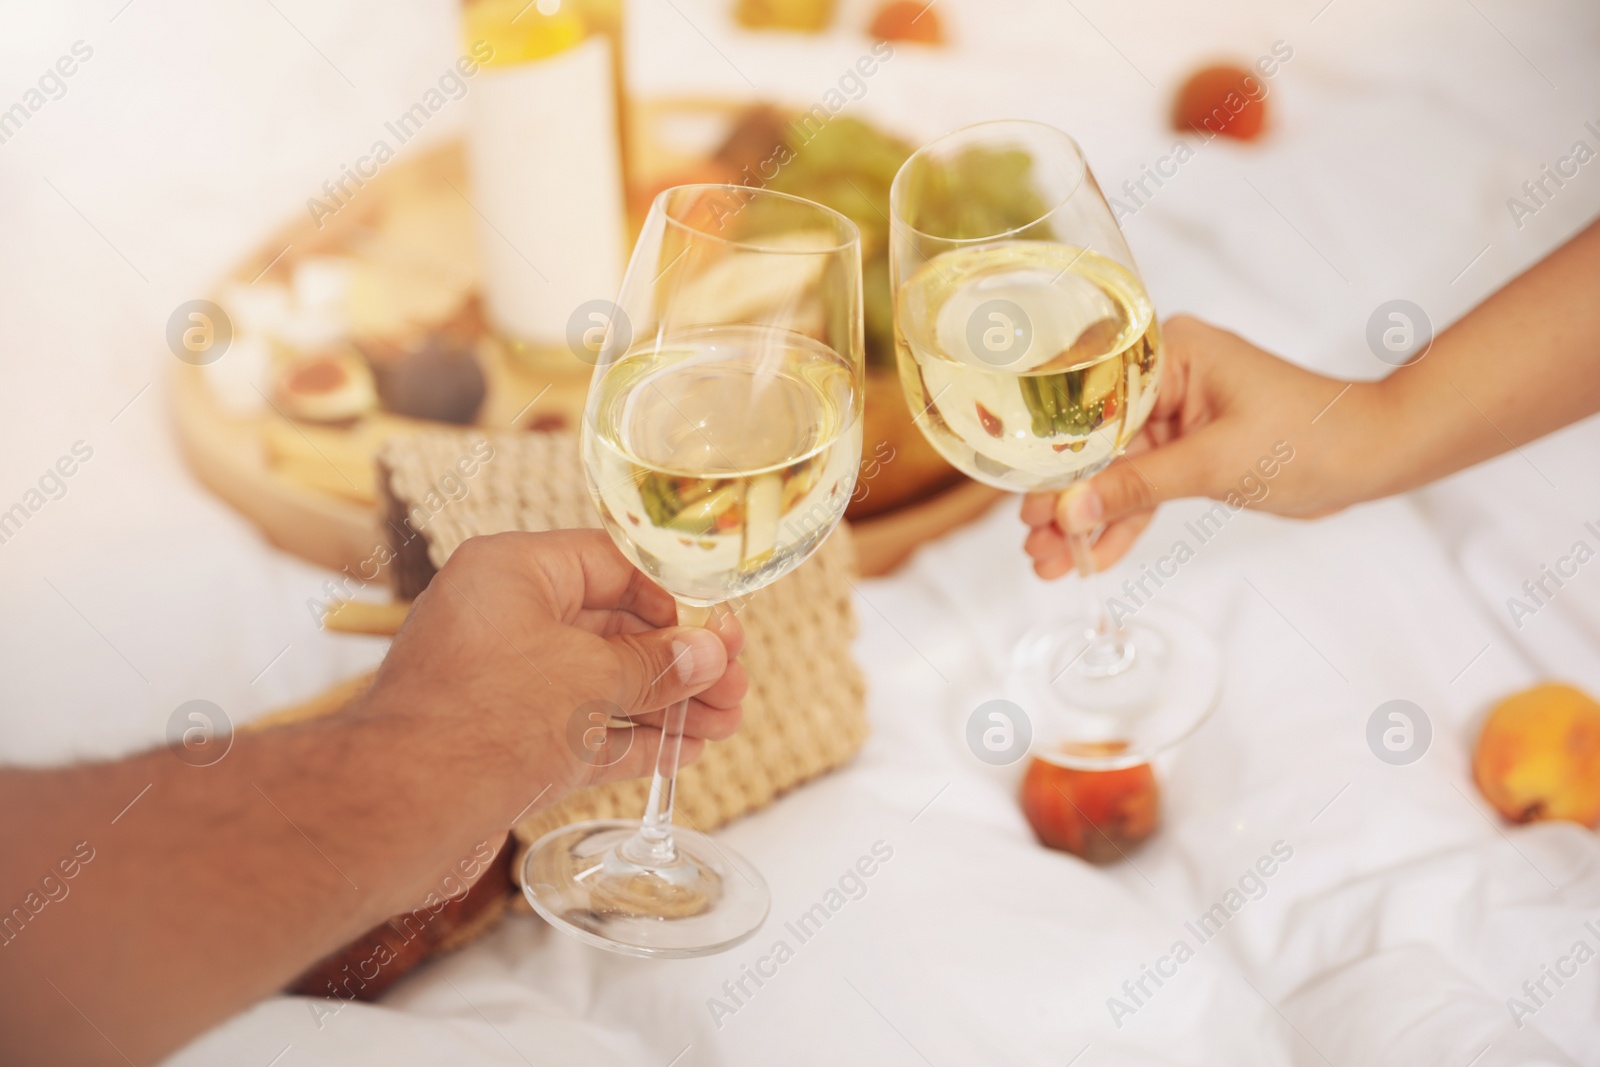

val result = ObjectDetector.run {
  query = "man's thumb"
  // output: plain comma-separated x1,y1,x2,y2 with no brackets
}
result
609,626,727,715
1058,437,1214,533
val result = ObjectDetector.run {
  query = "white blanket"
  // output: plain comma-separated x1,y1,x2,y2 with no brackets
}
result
1,0,1596,1062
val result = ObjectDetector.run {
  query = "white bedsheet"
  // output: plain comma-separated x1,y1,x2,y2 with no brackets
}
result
2,0,1597,1063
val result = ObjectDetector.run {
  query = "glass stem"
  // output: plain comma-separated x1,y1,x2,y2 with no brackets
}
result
624,599,713,868
1067,525,1135,678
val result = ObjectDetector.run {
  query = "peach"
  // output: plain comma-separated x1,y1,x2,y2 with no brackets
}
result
869,1,943,45
1172,65,1268,142
1020,754,1160,864
1473,683,1600,826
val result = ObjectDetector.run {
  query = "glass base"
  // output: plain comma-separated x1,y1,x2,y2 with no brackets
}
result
1013,602,1221,768
520,819,770,959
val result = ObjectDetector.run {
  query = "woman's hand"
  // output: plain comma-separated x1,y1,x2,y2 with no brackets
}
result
1021,315,1379,576
1024,220,1600,578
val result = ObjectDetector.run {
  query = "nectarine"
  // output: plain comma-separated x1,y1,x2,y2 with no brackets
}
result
1020,755,1160,863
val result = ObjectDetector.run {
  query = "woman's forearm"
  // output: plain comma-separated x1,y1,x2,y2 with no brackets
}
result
1365,217,1600,502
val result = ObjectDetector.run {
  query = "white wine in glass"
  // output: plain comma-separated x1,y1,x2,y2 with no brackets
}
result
586,325,861,605
522,186,864,957
890,121,1220,768
897,241,1162,491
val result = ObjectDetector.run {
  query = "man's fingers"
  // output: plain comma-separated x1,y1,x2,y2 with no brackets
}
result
582,726,709,787
583,608,745,665
628,659,747,720
688,659,747,710
607,626,729,715
627,699,743,741
708,606,745,661
520,528,678,625
575,607,666,637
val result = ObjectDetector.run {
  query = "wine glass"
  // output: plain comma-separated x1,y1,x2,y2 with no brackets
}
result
889,120,1220,770
521,186,865,957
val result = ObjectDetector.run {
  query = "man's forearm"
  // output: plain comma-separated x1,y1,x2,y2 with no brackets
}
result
1367,217,1600,501
0,700,521,1066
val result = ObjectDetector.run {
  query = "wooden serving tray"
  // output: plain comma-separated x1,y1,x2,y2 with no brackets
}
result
172,134,1001,579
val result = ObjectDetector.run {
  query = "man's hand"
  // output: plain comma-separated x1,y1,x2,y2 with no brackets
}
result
375,528,747,795
357,527,749,917
0,528,747,1066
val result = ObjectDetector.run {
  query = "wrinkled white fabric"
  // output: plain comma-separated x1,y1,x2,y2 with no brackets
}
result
1,0,1596,1063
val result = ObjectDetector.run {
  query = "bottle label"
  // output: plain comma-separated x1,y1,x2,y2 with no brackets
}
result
466,35,625,345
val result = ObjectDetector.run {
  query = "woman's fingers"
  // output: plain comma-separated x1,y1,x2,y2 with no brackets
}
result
1089,512,1154,569
1023,508,1154,576
1024,522,1067,564
1032,549,1077,581
1021,491,1057,528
